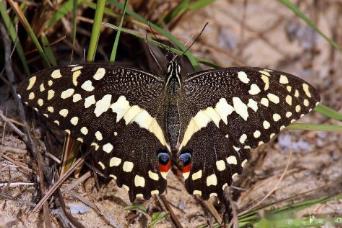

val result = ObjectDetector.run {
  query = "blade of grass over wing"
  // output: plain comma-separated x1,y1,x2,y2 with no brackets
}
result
79,16,185,56
41,34,57,66
0,1,30,75
7,0,50,66
109,0,128,62
315,104,342,121
108,0,199,69
288,123,342,132
279,0,342,51
87,0,107,62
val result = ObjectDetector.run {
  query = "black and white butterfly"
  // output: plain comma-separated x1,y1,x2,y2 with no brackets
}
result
17,57,320,202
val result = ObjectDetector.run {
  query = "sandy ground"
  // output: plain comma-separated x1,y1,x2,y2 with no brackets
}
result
0,1,341,227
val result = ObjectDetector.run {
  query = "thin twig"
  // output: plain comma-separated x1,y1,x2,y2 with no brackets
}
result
242,150,293,213
0,182,35,187
32,151,90,213
158,195,184,228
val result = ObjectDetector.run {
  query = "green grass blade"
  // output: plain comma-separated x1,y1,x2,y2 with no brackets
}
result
288,123,342,132
239,194,342,226
279,0,342,51
41,34,57,66
315,104,342,121
164,0,189,24
149,212,168,227
7,0,50,66
71,0,78,62
85,2,120,18
189,0,216,10
87,0,107,62
46,0,86,29
108,0,199,68
0,1,30,75
109,0,128,62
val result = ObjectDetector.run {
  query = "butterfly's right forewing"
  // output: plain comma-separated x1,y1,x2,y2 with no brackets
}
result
179,67,320,199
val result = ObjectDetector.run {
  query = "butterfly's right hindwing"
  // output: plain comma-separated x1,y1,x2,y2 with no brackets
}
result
18,63,169,201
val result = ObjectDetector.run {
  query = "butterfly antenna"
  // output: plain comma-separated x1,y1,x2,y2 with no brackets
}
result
171,22,209,62
146,21,163,72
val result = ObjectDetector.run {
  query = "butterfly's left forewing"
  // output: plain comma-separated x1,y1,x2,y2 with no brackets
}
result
179,67,320,199
17,64,170,201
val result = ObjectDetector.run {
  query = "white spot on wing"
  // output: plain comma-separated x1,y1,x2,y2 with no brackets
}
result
248,84,261,95
61,88,75,99
302,83,312,97
263,120,270,129
123,161,134,172
215,98,234,124
110,96,130,123
59,109,68,117
239,134,247,144
233,97,249,121
27,76,36,90
134,175,145,187
93,68,106,80
286,95,292,105
72,70,81,86
279,75,289,84
81,127,88,135
81,80,94,92
29,92,35,100
226,156,237,165
237,71,250,84
110,157,121,167
95,131,103,141
261,75,270,90
216,160,226,171
247,99,258,112
51,69,62,79
73,94,82,103
193,190,202,196
103,143,113,153
267,93,280,104
47,90,55,100
94,94,112,117
123,105,142,124
192,170,202,180
70,116,79,125
260,98,269,107
253,130,261,138
273,113,281,122
84,95,96,108
206,174,217,186
148,171,159,181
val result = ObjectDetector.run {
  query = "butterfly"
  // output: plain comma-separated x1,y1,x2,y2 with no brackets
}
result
17,58,320,202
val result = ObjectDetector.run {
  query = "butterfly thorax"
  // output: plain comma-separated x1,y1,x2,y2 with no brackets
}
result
165,60,182,151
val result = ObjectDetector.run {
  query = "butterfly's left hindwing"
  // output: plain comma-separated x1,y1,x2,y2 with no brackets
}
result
179,67,320,199
17,64,170,201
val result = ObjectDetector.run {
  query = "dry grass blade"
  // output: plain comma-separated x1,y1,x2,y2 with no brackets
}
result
32,151,90,213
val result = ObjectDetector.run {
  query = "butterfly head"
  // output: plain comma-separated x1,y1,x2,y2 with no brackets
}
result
166,59,181,86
